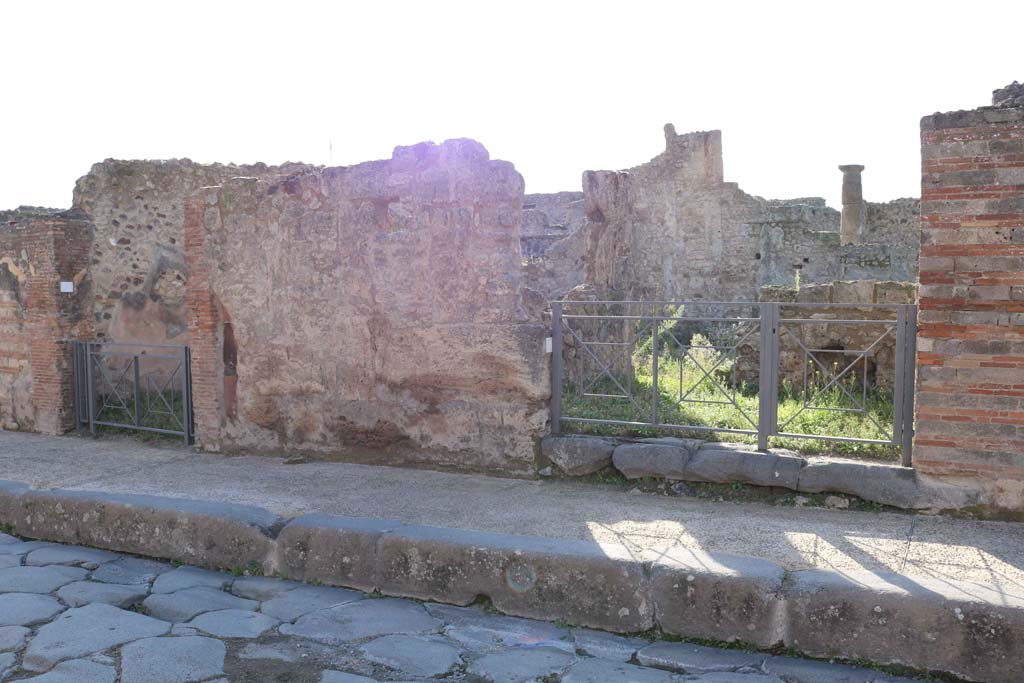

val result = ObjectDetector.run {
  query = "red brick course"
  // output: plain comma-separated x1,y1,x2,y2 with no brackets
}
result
916,104,1024,499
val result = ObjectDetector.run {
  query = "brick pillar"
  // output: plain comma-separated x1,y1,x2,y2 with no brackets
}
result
184,191,224,450
916,96,1024,508
21,217,92,434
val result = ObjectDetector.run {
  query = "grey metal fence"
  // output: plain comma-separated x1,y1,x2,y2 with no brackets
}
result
550,300,917,466
72,341,193,445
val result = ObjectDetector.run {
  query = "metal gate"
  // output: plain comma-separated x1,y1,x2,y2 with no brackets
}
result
72,341,194,444
549,300,917,466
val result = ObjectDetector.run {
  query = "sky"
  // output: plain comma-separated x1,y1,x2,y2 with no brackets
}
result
2,0,1022,211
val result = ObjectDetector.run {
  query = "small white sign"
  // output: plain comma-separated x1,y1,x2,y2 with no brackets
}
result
545,337,552,353
59,281,75,294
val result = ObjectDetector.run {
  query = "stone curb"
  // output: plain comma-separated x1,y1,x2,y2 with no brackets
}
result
554,436,979,510
1,479,1020,682
0,481,278,571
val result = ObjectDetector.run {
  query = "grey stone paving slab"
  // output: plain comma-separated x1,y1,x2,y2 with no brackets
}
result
280,598,441,644
23,603,170,672
231,576,302,601
320,673,378,683
260,584,363,622
0,625,29,652
0,593,64,626
427,603,572,650
0,651,14,679
466,647,576,683
360,634,462,677
18,658,118,682
570,628,645,662
0,555,21,568
25,545,118,569
150,566,233,594
0,541,54,556
636,642,767,673
763,655,878,682
188,609,279,638
89,557,172,584
171,625,200,636
697,674,785,683
56,580,148,608
120,636,226,683
143,586,257,623
0,533,17,544
562,657,677,683
0,565,86,593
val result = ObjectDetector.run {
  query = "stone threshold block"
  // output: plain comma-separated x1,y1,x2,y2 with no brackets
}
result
543,436,978,511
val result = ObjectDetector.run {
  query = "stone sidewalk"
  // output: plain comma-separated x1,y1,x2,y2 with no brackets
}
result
0,535,923,682
1,431,1022,590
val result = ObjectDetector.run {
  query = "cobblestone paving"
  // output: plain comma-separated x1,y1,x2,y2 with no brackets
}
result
0,534,927,683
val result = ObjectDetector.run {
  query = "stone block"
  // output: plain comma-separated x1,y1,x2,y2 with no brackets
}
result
375,524,654,633
783,569,1024,683
12,489,278,572
0,481,28,526
273,514,402,592
797,458,975,510
541,436,616,476
686,445,804,490
647,547,786,647
612,442,694,479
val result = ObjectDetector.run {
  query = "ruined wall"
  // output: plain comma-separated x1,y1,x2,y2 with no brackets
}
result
735,280,916,389
72,159,311,346
915,88,1024,510
521,191,585,258
186,139,548,473
0,212,92,434
526,126,920,304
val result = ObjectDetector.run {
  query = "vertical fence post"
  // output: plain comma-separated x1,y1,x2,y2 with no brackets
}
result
757,303,772,451
893,305,907,450
550,302,563,436
901,305,917,467
86,343,96,436
180,346,190,446
185,346,194,445
650,311,659,426
132,355,141,428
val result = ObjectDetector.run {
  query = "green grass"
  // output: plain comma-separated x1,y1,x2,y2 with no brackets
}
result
90,388,190,443
562,340,899,461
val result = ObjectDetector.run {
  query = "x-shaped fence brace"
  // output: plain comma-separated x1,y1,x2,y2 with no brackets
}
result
777,322,895,441
661,323,759,429
562,319,654,415
91,353,184,431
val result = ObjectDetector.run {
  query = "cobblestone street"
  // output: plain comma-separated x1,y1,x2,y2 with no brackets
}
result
0,533,926,683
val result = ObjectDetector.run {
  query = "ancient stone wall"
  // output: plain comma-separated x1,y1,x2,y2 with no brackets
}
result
185,139,548,473
521,191,585,259
71,159,311,346
915,88,1024,510
735,280,916,390
0,212,92,434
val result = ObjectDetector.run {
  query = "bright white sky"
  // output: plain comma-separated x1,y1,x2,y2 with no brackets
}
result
2,1,1021,211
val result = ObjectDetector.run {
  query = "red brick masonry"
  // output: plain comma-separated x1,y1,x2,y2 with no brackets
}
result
917,103,1024,500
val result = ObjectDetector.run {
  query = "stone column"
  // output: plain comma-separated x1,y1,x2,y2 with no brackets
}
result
839,164,866,245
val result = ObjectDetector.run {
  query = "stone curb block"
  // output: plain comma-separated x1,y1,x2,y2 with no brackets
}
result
272,514,402,592
541,435,615,476
596,436,977,511
12,488,279,572
646,547,786,648
0,481,29,524
375,523,654,633
785,569,1024,683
